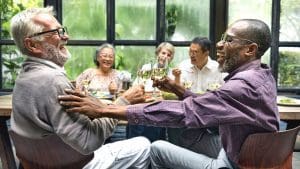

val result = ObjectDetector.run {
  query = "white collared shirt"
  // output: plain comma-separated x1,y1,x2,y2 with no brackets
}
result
178,57,227,93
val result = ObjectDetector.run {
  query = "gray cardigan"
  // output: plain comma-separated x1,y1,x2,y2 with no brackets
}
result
11,58,128,155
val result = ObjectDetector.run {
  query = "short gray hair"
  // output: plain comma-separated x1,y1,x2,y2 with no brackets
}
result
10,6,55,56
94,43,115,67
155,42,175,57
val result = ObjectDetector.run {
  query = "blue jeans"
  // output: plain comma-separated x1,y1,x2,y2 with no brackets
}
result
150,133,233,169
127,125,166,142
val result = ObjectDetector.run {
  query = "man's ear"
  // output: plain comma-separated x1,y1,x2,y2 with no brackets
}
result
24,38,43,55
245,43,258,58
204,50,209,56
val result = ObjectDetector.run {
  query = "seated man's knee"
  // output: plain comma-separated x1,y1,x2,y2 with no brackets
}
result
133,136,151,152
150,140,169,154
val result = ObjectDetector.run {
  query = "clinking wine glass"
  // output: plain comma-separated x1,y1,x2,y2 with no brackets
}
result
152,58,168,80
152,67,167,80
152,58,168,97
137,60,153,85
81,79,90,95
183,80,193,90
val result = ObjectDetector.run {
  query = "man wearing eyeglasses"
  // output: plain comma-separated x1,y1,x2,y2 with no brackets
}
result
10,7,150,169
59,19,279,168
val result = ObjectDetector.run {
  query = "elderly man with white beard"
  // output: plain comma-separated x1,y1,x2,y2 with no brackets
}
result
10,7,150,169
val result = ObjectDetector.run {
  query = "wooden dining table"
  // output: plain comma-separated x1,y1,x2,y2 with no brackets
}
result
0,93,300,169
278,105,300,129
0,94,17,169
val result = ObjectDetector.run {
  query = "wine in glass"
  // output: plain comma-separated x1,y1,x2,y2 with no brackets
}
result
152,57,169,80
183,80,193,89
80,79,90,95
136,59,153,85
152,67,167,80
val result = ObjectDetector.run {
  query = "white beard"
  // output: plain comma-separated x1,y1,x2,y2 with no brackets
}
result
41,41,71,67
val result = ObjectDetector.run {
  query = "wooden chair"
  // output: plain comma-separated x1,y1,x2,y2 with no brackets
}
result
9,130,94,169
237,125,300,169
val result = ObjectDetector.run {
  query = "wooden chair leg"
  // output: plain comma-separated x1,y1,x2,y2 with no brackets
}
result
18,163,24,169
17,159,31,169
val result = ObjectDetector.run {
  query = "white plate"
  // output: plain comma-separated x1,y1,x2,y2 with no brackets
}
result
92,91,113,100
277,96,300,106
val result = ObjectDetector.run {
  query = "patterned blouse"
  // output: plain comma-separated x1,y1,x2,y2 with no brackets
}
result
76,68,121,94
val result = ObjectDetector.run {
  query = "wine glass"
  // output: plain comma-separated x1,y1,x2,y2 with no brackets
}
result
152,57,168,80
183,80,193,90
207,82,221,91
152,67,167,80
137,59,153,85
80,79,90,95
151,58,169,97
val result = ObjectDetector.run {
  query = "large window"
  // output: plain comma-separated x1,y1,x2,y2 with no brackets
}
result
228,0,300,93
165,0,210,41
1,0,43,90
115,0,156,40
1,0,299,94
60,0,211,81
62,0,107,40
278,1,300,91
228,0,272,65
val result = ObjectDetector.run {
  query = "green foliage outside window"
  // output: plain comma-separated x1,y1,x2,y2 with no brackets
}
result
115,0,156,40
64,46,96,81
280,0,300,41
62,0,106,40
2,1,299,91
165,0,209,41
278,51,300,88
1,0,42,89
165,4,178,39
2,46,24,88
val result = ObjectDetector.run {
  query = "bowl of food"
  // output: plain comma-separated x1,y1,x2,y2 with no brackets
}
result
161,91,178,100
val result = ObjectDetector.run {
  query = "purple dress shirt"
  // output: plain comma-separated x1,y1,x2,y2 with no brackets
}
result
127,59,279,163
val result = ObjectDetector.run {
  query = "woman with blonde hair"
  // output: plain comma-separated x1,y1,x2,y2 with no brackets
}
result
128,42,176,142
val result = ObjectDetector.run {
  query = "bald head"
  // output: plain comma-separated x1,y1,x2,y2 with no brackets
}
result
229,19,271,58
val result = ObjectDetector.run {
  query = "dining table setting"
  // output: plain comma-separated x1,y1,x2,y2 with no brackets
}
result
276,95,300,129
1,92,300,169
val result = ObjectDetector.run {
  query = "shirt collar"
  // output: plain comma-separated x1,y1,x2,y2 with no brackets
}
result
192,56,214,71
26,56,66,74
224,59,262,81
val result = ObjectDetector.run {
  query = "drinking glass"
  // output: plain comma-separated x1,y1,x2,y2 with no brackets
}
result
207,82,221,91
151,58,169,97
152,58,168,80
137,58,153,85
183,80,193,89
152,67,167,80
80,79,90,95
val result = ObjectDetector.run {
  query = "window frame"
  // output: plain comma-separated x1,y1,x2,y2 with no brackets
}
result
1,0,299,94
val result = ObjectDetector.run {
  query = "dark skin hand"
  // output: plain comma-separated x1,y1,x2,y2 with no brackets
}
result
121,85,146,104
58,89,109,118
58,85,145,119
152,76,186,99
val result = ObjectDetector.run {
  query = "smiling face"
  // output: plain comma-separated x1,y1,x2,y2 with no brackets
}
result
189,43,208,69
97,47,114,71
31,13,70,66
216,21,255,73
157,48,173,67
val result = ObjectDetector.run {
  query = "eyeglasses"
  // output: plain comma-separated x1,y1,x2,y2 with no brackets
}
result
189,50,201,55
221,33,255,44
99,53,114,59
28,27,68,38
